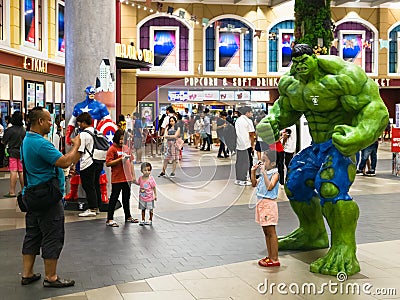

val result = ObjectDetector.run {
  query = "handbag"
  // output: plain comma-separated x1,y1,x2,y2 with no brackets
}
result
200,131,208,139
23,178,62,212
18,143,63,212
175,137,184,149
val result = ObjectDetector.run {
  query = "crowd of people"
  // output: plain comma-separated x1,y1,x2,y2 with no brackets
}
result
6,101,387,288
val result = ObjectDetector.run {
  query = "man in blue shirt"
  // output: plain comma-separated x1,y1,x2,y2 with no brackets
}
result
21,107,81,288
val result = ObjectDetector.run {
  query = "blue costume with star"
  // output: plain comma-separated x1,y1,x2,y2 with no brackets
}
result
71,98,109,121
65,86,112,204
67,86,111,131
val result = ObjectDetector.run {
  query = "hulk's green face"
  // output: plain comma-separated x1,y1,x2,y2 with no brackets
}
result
291,54,318,80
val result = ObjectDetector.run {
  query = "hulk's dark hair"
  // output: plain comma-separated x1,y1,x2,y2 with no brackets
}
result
291,44,313,58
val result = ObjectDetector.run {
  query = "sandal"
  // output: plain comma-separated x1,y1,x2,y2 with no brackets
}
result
21,273,41,285
258,257,280,267
106,220,119,227
125,218,139,223
4,192,17,198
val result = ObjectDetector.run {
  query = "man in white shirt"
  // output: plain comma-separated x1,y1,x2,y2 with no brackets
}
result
234,106,255,186
160,106,175,136
125,114,133,132
76,112,102,217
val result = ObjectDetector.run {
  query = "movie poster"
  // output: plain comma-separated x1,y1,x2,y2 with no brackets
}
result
153,30,177,67
139,102,155,127
342,34,363,68
58,3,65,53
24,0,35,44
26,82,36,110
218,31,240,69
281,32,294,68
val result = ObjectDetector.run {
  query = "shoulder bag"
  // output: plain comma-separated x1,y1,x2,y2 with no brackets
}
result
17,143,62,212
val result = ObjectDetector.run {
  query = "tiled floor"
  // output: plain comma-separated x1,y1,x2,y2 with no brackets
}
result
0,141,399,300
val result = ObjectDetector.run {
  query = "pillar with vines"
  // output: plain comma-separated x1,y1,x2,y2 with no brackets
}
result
294,0,334,54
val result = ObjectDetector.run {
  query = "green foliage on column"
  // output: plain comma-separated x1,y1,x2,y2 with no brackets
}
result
294,0,334,54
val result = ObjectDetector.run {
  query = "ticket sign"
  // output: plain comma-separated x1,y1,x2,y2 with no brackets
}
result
392,127,400,152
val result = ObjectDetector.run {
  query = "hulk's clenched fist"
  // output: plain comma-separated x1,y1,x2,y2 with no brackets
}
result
256,44,388,277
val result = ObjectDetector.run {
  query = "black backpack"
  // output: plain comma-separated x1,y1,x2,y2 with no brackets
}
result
83,129,110,164
224,122,237,153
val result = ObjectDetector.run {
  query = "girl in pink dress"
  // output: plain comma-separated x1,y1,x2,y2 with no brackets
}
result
135,162,157,225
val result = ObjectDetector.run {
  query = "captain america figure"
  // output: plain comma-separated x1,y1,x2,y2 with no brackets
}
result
66,86,112,144
65,86,116,205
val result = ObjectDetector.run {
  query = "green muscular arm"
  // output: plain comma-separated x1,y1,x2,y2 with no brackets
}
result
333,78,389,156
256,75,302,144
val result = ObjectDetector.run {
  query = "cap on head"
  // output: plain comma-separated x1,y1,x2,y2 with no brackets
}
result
85,86,96,95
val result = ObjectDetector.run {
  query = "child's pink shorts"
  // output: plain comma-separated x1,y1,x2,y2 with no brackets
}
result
255,198,278,226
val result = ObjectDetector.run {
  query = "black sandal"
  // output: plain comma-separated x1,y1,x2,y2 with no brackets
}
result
21,273,41,285
43,277,75,288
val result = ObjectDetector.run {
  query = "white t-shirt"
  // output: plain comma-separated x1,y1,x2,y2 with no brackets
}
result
235,115,255,150
161,113,174,129
126,117,133,131
78,127,95,170
284,124,297,153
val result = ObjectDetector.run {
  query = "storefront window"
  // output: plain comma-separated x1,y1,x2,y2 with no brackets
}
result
268,20,294,73
25,80,45,110
388,24,400,74
331,21,376,74
57,0,65,53
139,16,190,73
205,18,254,74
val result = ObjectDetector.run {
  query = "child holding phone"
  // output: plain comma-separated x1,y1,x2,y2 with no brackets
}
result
251,149,280,267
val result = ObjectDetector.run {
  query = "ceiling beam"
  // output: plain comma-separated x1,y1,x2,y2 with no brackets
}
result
370,0,393,6
333,0,352,6
270,0,291,6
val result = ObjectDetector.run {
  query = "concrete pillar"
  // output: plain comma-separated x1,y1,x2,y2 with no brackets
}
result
65,0,116,121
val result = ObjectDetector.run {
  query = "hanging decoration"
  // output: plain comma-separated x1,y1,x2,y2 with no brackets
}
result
202,18,209,26
379,39,389,49
254,30,262,39
362,40,372,49
167,6,174,15
120,0,256,31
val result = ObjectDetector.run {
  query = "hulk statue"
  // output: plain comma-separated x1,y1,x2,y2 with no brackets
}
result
257,44,389,276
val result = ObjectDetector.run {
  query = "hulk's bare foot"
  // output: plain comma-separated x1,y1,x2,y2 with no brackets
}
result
278,227,329,250
310,244,360,276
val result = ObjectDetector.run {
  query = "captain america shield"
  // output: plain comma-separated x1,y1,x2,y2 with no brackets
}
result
97,119,118,145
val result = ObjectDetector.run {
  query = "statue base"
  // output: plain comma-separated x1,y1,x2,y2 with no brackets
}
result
64,198,121,212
